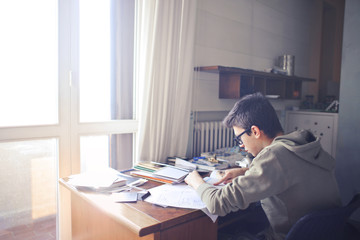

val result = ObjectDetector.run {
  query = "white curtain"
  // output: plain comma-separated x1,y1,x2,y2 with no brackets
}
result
135,0,197,163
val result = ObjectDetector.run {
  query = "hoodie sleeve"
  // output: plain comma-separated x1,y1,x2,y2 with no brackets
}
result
196,146,290,216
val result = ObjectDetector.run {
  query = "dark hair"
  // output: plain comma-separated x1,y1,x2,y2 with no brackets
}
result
223,92,283,138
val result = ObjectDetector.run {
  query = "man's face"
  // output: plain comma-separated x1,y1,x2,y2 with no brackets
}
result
233,126,262,157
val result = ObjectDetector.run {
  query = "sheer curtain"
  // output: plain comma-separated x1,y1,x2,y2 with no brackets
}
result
135,0,197,163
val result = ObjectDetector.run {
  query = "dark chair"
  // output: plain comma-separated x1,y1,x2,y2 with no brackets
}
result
218,194,360,240
285,192,360,240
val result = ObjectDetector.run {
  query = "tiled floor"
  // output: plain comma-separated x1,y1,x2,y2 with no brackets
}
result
0,216,56,240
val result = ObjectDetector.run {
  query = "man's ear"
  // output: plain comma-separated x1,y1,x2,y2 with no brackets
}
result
250,125,261,138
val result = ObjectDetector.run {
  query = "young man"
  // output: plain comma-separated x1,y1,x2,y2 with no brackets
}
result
185,92,341,240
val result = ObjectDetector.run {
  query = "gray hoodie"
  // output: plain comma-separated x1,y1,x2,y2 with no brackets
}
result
196,129,341,239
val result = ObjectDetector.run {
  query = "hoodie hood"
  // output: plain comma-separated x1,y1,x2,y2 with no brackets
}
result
273,129,335,171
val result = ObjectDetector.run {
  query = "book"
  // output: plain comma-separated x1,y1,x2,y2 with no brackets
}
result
130,170,175,184
131,162,190,184
134,165,156,172
130,171,180,184
153,166,189,183
133,162,162,172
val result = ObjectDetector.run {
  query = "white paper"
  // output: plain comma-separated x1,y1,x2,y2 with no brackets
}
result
206,170,226,185
146,183,206,209
145,176,224,222
201,208,219,223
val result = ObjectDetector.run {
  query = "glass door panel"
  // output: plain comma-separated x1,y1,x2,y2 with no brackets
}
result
77,0,136,176
0,139,57,236
79,0,111,122
79,0,134,122
80,133,133,173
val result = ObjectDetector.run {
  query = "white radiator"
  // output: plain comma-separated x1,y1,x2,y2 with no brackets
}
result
192,121,234,156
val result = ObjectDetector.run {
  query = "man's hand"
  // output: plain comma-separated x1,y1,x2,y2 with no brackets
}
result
214,167,249,185
184,171,205,190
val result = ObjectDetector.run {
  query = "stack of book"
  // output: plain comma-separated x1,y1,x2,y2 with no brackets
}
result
175,157,229,172
131,162,189,184
133,162,162,172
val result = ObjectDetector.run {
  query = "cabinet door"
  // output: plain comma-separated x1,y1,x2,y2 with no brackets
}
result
285,112,338,157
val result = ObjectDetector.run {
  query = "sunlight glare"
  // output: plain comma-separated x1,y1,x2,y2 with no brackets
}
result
79,0,111,122
0,0,58,127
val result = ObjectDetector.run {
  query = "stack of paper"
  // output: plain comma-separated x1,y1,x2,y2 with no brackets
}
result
67,167,127,192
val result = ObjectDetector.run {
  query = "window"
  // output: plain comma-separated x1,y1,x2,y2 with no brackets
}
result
76,0,136,171
0,0,137,238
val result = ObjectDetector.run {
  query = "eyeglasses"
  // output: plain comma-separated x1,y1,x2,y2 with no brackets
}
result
234,129,250,146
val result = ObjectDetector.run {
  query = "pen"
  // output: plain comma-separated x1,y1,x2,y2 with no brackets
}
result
141,191,151,200
120,168,134,173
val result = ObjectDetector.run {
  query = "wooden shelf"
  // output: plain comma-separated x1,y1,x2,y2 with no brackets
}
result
195,66,315,99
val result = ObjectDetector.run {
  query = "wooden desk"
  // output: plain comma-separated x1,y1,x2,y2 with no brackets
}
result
60,178,260,240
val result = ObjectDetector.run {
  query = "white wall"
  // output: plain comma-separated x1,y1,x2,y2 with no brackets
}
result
191,0,360,218
336,0,360,216
192,0,319,115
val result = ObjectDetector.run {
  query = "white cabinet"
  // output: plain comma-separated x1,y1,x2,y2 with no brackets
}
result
285,111,338,158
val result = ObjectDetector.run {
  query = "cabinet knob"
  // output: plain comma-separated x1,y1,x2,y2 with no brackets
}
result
314,122,318,125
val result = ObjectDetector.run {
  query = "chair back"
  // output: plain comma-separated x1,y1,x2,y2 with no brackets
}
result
285,193,360,240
